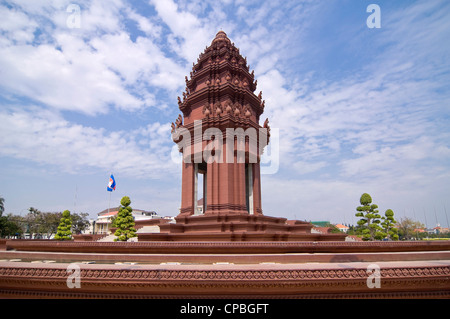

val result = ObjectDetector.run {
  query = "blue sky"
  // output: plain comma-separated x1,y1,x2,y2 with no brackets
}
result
0,0,449,227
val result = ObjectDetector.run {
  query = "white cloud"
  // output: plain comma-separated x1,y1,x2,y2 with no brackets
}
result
125,8,162,37
292,160,327,176
0,5,38,44
0,1,187,115
150,0,213,63
0,108,178,178
0,38,146,114
89,32,185,90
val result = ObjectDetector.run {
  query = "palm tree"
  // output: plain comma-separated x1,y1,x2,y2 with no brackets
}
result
0,196,4,216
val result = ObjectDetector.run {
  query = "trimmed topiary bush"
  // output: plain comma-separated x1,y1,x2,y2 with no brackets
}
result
114,196,137,242
54,210,72,240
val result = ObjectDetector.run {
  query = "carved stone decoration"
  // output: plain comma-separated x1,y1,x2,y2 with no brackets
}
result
215,102,222,117
175,114,183,128
171,122,176,133
244,104,252,118
263,118,271,137
233,102,241,117
203,104,211,118
225,101,233,115
225,72,231,82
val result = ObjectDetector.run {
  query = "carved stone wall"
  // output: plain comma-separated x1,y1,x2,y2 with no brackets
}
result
0,260,449,298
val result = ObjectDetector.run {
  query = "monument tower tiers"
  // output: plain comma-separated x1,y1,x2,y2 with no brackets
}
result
139,31,346,241
175,30,266,218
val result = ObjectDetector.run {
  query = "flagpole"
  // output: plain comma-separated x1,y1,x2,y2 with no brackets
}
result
106,173,115,234
107,173,112,234
107,173,113,215
108,191,111,215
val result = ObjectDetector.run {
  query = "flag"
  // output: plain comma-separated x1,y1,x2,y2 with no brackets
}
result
107,174,116,192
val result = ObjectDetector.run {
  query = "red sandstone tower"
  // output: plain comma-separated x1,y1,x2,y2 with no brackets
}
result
174,30,266,218
138,31,346,241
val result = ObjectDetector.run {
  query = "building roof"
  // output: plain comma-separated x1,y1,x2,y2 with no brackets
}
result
99,211,118,217
311,221,330,227
98,207,120,216
98,207,156,216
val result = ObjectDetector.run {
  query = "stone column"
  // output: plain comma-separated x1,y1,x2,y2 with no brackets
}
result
180,162,195,216
252,162,263,215
247,163,254,215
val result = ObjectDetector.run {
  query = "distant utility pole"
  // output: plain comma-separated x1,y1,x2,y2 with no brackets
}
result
434,206,439,226
423,208,428,229
444,205,449,229
73,185,78,215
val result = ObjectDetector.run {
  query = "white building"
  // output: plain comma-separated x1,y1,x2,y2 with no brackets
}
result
335,224,350,233
93,207,158,234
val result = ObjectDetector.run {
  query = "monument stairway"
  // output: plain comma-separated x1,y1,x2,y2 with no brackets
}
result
96,234,116,242
136,225,160,234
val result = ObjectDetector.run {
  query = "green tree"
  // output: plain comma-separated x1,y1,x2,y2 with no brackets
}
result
0,214,22,238
355,193,384,241
24,209,62,239
6,214,24,237
381,209,399,240
71,212,91,235
40,212,62,239
24,207,42,237
397,217,424,240
0,196,7,237
114,196,137,242
54,210,72,240
110,215,118,227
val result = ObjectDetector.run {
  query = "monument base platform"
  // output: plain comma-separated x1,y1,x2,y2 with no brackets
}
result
137,213,348,242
